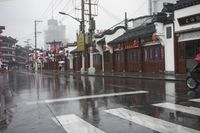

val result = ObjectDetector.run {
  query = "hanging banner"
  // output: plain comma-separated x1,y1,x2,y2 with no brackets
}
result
77,32,85,52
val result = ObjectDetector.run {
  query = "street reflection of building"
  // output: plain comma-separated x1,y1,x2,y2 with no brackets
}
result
154,82,200,128
0,73,13,129
79,76,101,125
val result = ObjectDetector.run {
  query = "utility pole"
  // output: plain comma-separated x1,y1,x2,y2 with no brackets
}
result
88,0,96,74
24,39,31,49
80,0,86,73
24,39,31,70
34,20,42,72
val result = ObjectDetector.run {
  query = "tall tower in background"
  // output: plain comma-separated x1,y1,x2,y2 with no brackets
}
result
149,0,178,15
45,19,67,49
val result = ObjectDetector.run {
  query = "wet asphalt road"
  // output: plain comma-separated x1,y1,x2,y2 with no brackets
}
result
0,71,200,133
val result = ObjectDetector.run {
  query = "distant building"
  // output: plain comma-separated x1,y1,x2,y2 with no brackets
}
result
15,45,31,68
0,36,17,69
45,19,67,49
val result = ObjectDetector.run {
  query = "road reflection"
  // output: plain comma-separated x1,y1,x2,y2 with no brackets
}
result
0,71,200,132
0,73,14,129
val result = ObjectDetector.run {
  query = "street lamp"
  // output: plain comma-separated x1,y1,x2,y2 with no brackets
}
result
59,12,81,23
59,11,86,73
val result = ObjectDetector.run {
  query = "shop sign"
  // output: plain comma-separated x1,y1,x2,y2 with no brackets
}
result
77,32,85,52
125,40,139,49
178,13,200,26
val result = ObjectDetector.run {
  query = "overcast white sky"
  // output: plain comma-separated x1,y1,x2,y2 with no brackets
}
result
0,0,148,48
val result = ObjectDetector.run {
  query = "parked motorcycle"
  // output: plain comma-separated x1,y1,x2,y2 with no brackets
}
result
186,53,200,90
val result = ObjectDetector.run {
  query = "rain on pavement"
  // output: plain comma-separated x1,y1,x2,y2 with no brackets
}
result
0,71,200,133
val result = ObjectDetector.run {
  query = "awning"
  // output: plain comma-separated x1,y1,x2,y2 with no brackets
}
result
178,31,200,42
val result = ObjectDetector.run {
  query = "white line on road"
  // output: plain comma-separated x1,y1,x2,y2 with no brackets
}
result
189,98,200,103
55,114,105,133
153,102,200,116
105,108,200,133
26,91,148,105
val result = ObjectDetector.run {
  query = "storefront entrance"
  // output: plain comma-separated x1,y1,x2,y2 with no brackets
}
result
177,39,200,73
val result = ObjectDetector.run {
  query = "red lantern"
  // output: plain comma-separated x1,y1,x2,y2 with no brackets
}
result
152,33,158,41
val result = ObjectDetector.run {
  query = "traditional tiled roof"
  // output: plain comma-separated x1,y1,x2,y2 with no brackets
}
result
108,24,155,45
97,38,105,45
174,0,200,10
152,12,173,24
0,26,5,30
161,3,174,13
1,36,17,43
128,15,153,22
95,26,126,38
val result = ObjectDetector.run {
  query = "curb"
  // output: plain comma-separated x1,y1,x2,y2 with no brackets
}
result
39,71,186,82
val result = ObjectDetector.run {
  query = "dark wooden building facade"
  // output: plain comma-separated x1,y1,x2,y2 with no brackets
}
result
107,24,165,73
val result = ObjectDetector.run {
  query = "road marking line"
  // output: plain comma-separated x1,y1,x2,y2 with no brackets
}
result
190,98,200,103
55,114,105,133
26,101,45,105
26,91,148,105
105,108,200,133
153,102,200,116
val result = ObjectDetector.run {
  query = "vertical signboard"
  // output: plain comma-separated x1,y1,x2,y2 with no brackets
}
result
77,32,85,51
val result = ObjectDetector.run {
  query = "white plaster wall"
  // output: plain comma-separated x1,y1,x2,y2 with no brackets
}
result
174,4,200,32
68,46,77,70
164,24,175,73
94,37,104,55
155,22,175,73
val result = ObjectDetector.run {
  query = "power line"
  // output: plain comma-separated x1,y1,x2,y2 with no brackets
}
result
129,0,147,18
39,0,66,20
39,0,54,19
98,4,121,22
55,0,74,20
17,33,34,42
52,0,66,15
60,0,81,23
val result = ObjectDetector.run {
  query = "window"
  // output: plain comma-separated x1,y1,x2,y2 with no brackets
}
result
166,27,172,39
146,45,163,62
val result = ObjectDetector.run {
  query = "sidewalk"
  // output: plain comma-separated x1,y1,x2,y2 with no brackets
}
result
41,70,186,82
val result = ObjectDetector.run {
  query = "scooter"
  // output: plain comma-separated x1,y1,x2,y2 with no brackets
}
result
186,53,200,90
